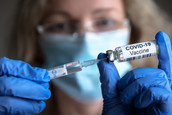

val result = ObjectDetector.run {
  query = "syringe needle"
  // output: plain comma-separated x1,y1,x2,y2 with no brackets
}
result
82,58,107,67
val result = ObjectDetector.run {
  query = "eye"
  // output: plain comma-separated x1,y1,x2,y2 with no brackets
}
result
46,23,69,31
94,19,116,28
45,22,71,33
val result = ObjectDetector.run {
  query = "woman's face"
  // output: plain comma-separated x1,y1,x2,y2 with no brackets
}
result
42,0,128,34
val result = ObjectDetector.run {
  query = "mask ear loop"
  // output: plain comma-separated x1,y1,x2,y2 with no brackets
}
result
124,18,131,31
37,25,44,34
124,19,130,25
123,19,131,45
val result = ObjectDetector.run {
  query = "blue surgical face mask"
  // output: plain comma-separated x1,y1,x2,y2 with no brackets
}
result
39,28,132,102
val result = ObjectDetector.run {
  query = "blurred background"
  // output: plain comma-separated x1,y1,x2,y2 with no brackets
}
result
0,0,172,57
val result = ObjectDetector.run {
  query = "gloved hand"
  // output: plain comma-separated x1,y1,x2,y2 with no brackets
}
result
0,57,51,115
97,31,172,115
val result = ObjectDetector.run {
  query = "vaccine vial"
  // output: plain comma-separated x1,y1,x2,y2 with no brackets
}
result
106,40,159,62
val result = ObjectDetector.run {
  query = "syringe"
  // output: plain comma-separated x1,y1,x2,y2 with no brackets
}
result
48,58,106,79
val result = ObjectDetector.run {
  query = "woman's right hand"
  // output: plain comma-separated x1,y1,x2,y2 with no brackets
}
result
0,57,51,114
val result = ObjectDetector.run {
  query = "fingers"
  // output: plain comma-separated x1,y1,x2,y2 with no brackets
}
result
0,57,50,82
0,75,51,100
0,58,51,114
0,96,46,114
156,31,172,84
118,67,171,104
118,67,163,91
97,53,120,99
134,87,172,113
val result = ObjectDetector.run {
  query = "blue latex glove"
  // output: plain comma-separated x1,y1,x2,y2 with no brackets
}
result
97,31,172,115
0,57,51,114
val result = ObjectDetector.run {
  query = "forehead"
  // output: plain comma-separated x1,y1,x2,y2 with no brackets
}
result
47,0,125,19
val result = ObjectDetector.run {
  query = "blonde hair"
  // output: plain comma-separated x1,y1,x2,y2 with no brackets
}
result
10,0,47,66
9,0,172,68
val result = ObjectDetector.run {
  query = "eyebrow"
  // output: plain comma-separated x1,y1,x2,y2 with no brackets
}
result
46,11,72,18
92,8,115,15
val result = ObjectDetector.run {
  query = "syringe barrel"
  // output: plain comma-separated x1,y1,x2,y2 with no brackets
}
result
107,40,159,62
48,61,82,79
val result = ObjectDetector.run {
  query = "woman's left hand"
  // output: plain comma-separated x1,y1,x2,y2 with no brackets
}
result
98,31,172,115
118,67,172,114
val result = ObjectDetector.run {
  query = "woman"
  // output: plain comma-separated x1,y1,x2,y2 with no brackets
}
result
1,0,171,114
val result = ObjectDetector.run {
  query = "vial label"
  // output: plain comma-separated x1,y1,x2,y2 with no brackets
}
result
48,65,68,79
120,40,157,61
